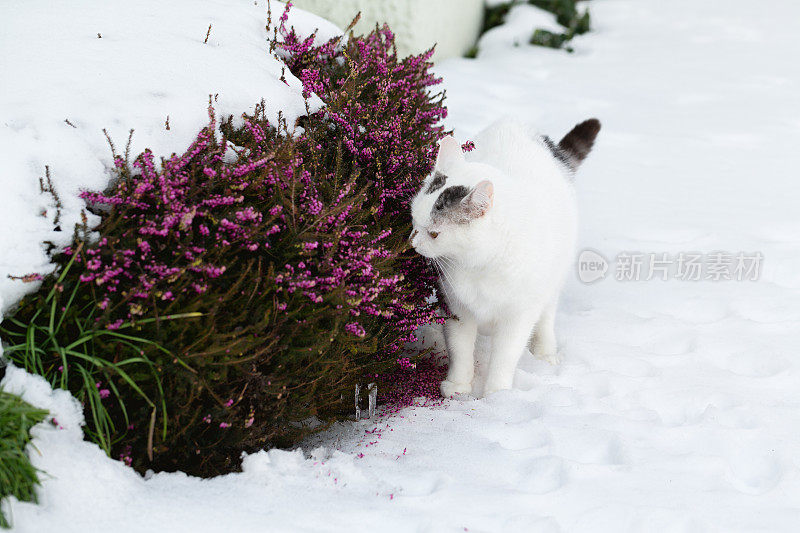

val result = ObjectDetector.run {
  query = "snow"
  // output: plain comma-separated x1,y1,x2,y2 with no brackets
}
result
478,4,563,54
3,0,800,531
0,0,340,316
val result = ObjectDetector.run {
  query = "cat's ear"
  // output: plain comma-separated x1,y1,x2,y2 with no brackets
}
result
435,136,464,170
462,180,493,218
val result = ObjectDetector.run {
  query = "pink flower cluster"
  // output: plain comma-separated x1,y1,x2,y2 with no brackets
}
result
69,112,282,322
279,8,447,354
69,95,439,349
280,12,448,220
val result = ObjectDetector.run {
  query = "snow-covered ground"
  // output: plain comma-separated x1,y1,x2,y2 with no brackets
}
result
3,0,800,531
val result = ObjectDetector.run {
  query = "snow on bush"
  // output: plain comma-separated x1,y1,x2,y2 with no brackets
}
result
472,0,591,56
1,6,447,476
0,0,339,314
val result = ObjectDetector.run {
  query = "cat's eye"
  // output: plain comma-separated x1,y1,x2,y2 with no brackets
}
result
428,231,439,239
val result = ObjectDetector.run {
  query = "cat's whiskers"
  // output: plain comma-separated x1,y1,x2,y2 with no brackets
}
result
429,257,444,284
429,258,449,289
434,256,458,289
438,256,458,270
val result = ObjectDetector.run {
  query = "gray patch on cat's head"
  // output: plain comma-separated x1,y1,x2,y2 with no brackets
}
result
425,171,448,194
431,185,470,223
433,185,469,211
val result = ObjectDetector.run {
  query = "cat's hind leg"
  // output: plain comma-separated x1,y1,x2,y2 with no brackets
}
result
441,316,478,397
530,299,560,364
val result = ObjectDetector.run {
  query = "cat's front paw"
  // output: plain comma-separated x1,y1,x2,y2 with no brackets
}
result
440,379,472,398
531,337,560,365
533,349,561,365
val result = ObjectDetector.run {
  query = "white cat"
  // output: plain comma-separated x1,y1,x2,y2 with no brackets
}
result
410,118,600,397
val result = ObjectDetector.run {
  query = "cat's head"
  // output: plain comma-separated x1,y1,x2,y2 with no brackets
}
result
410,136,495,259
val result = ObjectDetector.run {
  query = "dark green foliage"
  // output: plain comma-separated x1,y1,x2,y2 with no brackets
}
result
0,391,48,529
528,0,591,53
482,2,515,34
1,255,192,459
529,0,591,34
530,28,574,52
469,0,591,56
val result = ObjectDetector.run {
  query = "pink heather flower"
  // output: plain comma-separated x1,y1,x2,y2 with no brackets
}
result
192,283,208,294
99,389,111,399
345,322,366,338
397,357,415,369
219,422,231,429
279,2,292,25
235,207,259,222
206,265,226,278
203,414,212,423
15,272,44,283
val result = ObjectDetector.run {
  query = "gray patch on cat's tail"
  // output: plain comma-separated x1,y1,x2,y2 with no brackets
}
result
426,171,448,194
541,135,572,170
558,118,601,171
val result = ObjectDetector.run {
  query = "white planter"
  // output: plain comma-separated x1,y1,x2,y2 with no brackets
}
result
291,0,484,61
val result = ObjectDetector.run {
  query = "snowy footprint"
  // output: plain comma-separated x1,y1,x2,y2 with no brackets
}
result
725,440,784,494
517,456,569,494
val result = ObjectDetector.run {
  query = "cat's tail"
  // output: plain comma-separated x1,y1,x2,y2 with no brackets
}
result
558,118,601,171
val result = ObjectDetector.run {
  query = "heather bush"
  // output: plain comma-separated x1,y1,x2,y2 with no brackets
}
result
1,13,446,476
